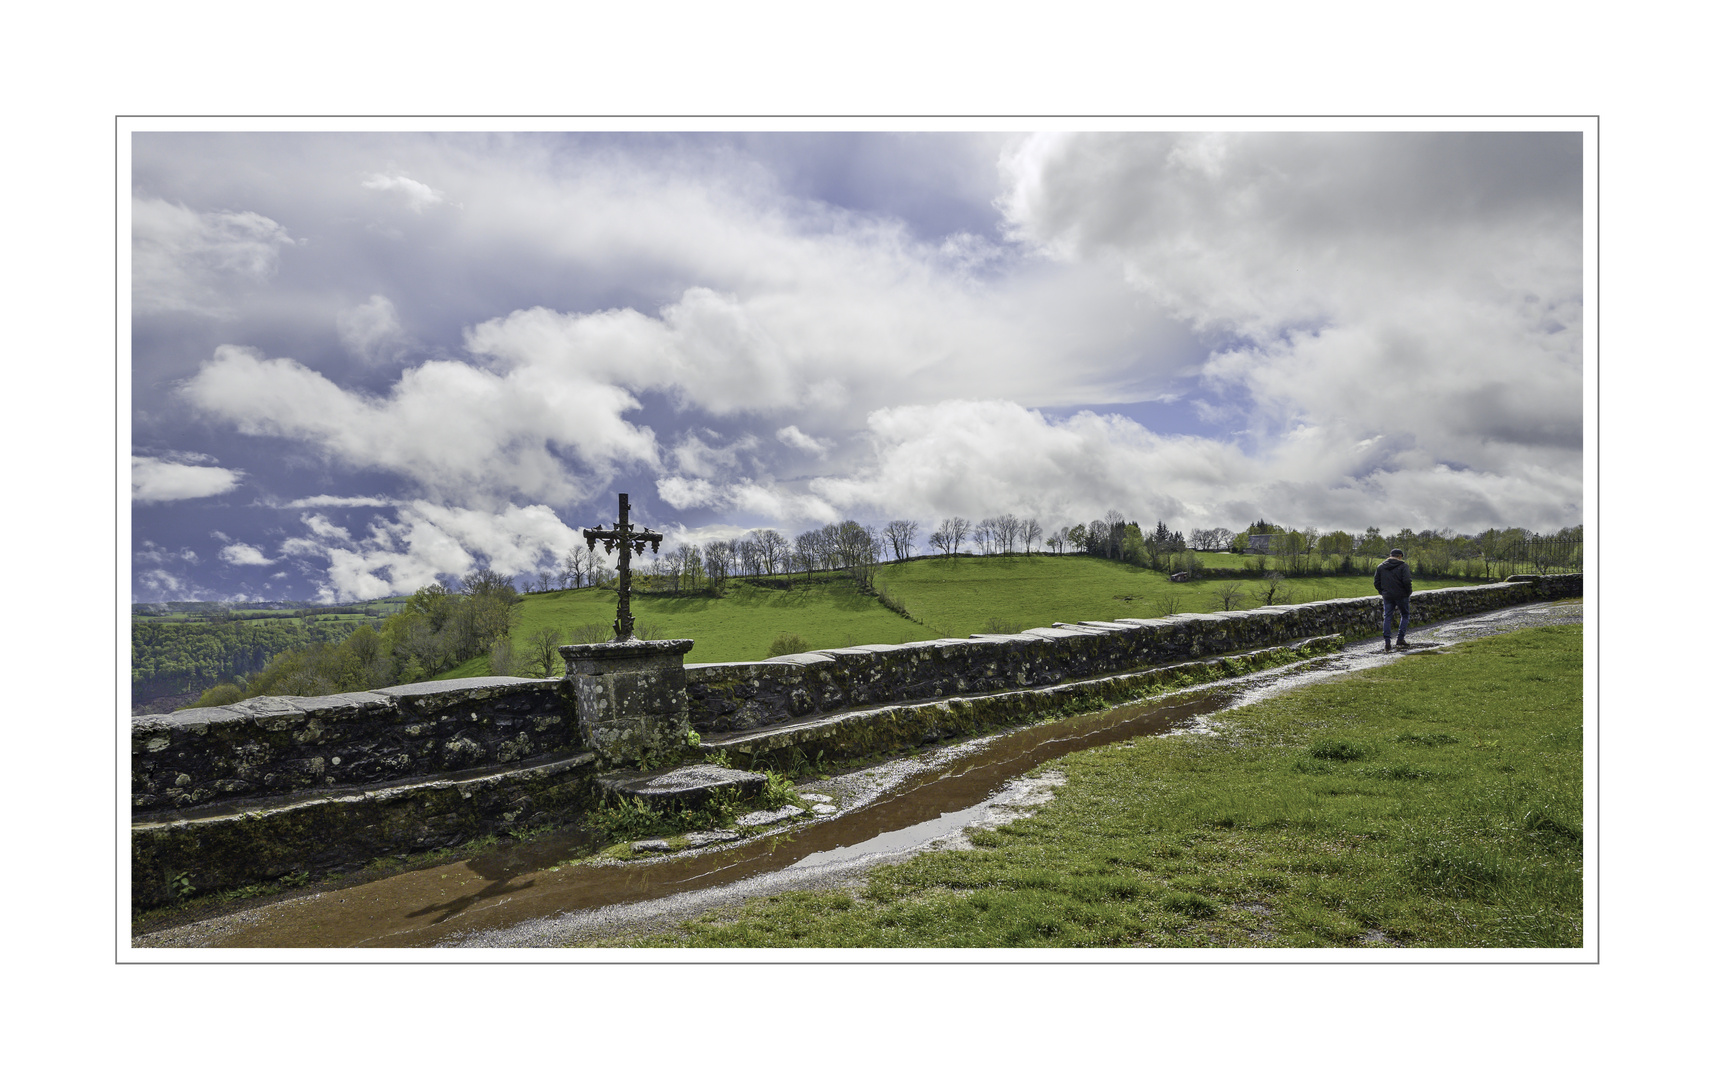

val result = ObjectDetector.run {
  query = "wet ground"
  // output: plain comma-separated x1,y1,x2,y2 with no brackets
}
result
131,600,1581,951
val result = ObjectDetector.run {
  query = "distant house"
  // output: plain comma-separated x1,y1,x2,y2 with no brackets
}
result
1245,533,1272,554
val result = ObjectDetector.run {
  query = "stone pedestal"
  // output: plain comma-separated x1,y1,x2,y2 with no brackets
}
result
559,639,696,765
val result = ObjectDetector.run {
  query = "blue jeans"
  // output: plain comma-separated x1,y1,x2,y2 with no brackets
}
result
1382,595,1410,642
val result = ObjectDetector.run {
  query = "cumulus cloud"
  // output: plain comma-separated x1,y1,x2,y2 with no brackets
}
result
132,455,242,503
998,132,1583,488
182,344,658,505
137,132,1584,602
274,501,583,601
776,425,831,455
280,495,394,508
361,172,446,212
135,541,199,565
135,569,212,602
132,197,296,315
336,294,410,365
802,399,1579,535
219,542,274,566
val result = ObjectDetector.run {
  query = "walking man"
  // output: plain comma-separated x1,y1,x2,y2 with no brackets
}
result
1374,548,1413,651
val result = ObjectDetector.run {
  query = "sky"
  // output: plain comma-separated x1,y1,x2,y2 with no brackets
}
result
129,129,1585,604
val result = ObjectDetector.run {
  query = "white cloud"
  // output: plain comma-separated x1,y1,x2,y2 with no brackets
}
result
135,569,211,602
136,541,199,565
776,425,831,456
670,431,758,477
132,455,242,503
361,172,446,212
219,542,274,566
280,495,394,508
275,500,584,602
797,399,1577,535
336,294,410,365
148,132,1583,592
301,513,352,542
132,197,296,315
182,344,659,505
656,475,719,509
998,132,1583,487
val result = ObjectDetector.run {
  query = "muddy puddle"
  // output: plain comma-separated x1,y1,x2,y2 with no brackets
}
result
132,601,1580,950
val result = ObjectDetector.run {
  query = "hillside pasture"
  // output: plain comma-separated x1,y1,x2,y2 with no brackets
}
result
441,576,928,677
872,554,1463,640
444,553,1471,678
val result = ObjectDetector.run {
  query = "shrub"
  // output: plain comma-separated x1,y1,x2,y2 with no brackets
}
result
193,682,247,708
768,632,812,657
487,637,516,676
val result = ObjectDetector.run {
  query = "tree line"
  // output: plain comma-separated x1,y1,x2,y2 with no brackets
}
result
154,509,1579,712
628,520,889,595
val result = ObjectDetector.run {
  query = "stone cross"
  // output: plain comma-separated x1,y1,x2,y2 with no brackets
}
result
583,493,663,641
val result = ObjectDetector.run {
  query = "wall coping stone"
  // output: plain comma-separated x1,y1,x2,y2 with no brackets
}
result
133,676,557,728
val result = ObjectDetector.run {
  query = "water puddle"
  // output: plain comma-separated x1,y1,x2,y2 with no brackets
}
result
132,602,1578,950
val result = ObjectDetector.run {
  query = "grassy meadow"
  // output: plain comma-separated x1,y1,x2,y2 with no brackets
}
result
441,576,930,676
873,553,1453,638
597,623,1583,949
443,553,1474,677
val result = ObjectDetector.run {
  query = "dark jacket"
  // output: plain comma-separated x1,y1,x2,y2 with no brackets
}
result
1374,557,1413,600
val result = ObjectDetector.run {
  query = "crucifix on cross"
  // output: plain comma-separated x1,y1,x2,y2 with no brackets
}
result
583,493,663,641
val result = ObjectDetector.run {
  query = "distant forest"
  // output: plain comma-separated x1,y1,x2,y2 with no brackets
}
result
130,600,405,713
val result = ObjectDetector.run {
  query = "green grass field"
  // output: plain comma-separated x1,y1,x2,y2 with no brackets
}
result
873,554,1452,639
597,623,1583,948
441,576,930,676
442,554,1476,677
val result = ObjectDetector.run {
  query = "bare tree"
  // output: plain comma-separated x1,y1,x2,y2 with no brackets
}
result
1211,581,1247,611
561,546,592,589
658,546,687,592
973,518,996,556
946,516,970,556
756,529,789,576
524,626,564,678
704,539,732,592
834,520,882,587
1023,518,1043,553
931,517,970,558
1251,571,1295,607
883,519,919,562
794,530,819,583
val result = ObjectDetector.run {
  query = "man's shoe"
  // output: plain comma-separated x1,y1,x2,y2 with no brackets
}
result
1396,640,1410,649
1383,639,1392,652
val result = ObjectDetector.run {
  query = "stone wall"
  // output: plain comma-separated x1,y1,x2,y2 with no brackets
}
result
132,576,1582,813
133,677,573,813
129,574,1579,909
683,576,1581,733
